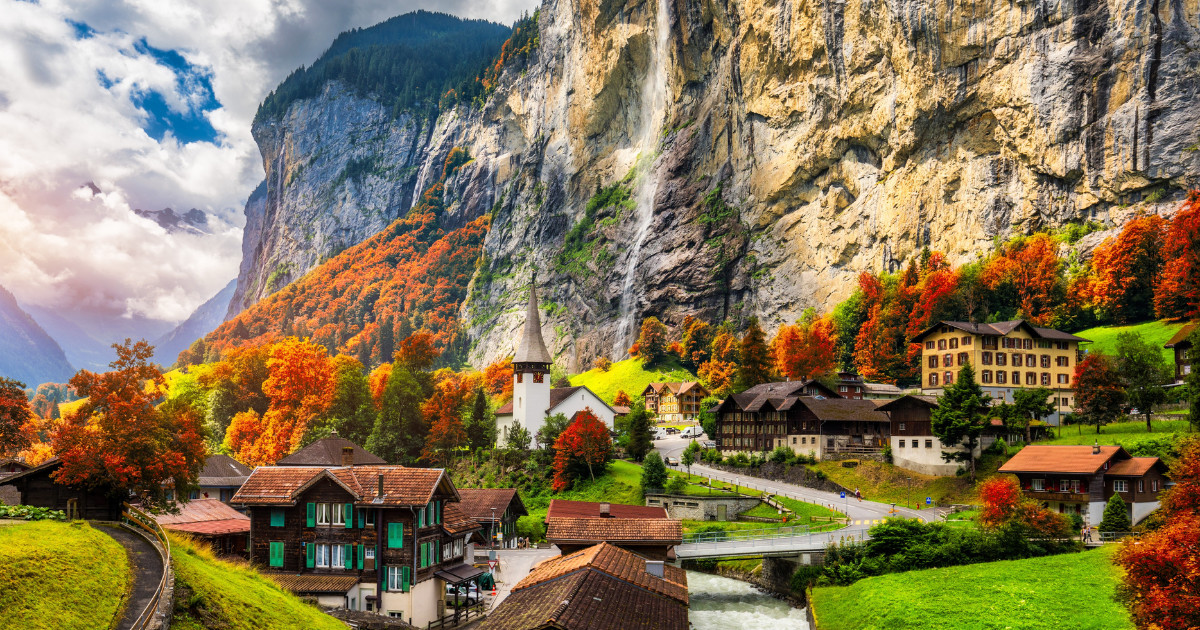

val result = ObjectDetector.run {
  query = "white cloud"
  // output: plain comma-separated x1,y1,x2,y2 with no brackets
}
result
0,0,536,333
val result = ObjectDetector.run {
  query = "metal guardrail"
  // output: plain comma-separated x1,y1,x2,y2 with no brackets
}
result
122,502,171,630
683,523,845,544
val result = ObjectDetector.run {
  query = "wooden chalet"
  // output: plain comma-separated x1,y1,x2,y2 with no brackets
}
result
543,500,681,561
457,488,527,549
0,457,123,520
192,454,251,503
479,543,689,630
232,463,481,626
998,444,1169,526
1165,322,1197,384
155,498,250,557
642,382,710,422
277,431,386,467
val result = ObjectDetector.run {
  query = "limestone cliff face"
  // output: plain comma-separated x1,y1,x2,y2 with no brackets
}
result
234,0,1200,370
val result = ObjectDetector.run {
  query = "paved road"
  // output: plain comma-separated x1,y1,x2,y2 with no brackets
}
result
97,523,164,630
484,548,559,610
653,433,939,523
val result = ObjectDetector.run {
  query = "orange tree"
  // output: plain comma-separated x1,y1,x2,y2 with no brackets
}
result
734,317,772,390
771,309,837,381
979,476,1072,538
698,326,739,396
1155,191,1200,320
980,233,1063,326
630,317,669,366
612,390,632,407
551,408,613,491
0,377,34,457
1073,353,1127,434
1117,437,1200,630
53,340,207,508
483,357,513,403
1084,214,1166,323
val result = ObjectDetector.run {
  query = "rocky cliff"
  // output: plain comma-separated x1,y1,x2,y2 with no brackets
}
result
232,0,1200,371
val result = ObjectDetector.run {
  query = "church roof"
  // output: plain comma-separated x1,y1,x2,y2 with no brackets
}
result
513,282,552,365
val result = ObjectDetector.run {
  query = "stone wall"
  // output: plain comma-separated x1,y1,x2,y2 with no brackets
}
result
644,493,761,521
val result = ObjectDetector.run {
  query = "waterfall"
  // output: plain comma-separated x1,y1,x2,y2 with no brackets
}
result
613,0,670,358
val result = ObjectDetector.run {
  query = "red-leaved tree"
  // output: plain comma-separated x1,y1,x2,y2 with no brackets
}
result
1155,191,1200,320
0,377,33,457
981,233,1063,325
1084,214,1166,323
978,476,1024,530
1074,353,1127,434
551,408,613,491
772,312,837,381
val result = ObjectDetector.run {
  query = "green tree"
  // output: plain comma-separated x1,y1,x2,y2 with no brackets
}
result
931,363,988,480
1011,387,1055,444
464,387,496,450
735,317,772,391
1075,353,1127,434
665,475,687,495
625,401,653,461
505,425,532,452
682,440,701,476
536,412,571,452
1099,493,1131,533
328,357,375,446
641,451,668,493
367,365,424,464
698,395,720,438
1115,332,1172,432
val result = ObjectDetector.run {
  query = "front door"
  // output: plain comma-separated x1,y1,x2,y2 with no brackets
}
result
717,505,727,521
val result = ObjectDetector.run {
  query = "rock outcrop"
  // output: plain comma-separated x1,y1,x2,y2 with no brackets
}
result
232,0,1200,371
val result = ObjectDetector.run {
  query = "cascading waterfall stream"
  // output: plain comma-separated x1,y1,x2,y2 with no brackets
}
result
613,0,670,358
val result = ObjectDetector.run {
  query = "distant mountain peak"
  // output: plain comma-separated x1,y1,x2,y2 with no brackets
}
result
134,207,212,235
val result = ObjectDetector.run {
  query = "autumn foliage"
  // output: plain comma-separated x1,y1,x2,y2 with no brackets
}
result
551,408,613,492
771,311,837,381
612,390,632,407
980,234,1062,326
978,475,1071,538
0,377,34,457
1081,214,1166,323
1155,191,1200,320
483,357,514,403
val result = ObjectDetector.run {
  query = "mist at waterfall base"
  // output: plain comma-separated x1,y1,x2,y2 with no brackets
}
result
687,571,810,629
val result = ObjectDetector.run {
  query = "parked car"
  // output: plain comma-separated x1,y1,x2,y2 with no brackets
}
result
665,457,680,466
681,426,703,439
652,430,668,441
665,427,680,435
446,583,481,605
702,440,716,450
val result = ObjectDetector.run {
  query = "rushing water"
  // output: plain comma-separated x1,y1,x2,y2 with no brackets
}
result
612,0,671,358
687,571,810,630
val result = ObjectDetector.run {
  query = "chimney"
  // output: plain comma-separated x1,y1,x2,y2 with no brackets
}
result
1093,440,1101,455
377,474,384,498
599,503,611,517
646,560,665,578
342,446,355,467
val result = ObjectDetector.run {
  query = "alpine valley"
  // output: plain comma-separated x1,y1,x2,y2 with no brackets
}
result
207,0,1200,372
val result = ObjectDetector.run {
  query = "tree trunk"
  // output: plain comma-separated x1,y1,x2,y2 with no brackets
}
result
587,460,595,481
1024,422,1032,445
1145,412,1152,433
1097,419,1102,434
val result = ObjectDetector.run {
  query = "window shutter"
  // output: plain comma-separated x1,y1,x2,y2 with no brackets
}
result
344,503,353,528
401,566,411,592
270,542,283,568
270,509,284,527
387,523,398,548
357,509,364,529
306,502,316,527
306,542,315,568
418,507,425,529
438,501,443,524
356,544,363,570
344,544,353,569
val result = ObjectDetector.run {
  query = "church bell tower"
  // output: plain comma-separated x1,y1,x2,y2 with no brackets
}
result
512,279,552,447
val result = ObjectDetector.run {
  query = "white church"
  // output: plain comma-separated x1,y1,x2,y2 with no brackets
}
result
494,282,617,447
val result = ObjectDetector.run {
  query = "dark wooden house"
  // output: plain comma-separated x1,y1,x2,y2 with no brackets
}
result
277,432,386,467
1165,322,1196,384
0,457,123,520
232,463,481,626
457,488,527,549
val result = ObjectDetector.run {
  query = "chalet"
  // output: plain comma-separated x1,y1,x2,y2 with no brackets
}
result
496,283,617,447
914,320,1088,425
456,488,527,549
231,464,481,626
154,498,250,557
642,382,710,422
876,395,991,476
0,457,30,480
836,372,903,400
544,500,681,561
479,542,689,630
277,431,386,467
0,457,123,520
998,444,1169,526
1164,322,1197,384
191,454,251,502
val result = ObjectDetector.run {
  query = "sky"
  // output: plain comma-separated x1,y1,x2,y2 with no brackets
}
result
0,0,536,336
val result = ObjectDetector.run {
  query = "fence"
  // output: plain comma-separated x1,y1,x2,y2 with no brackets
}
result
429,600,485,629
122,502,172,630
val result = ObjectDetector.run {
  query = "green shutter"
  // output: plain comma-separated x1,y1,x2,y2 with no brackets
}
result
388,522,402,548
356,544,363,570
418,507,425,529
270,509,284,527
401,566,411,592
344,544,353,569
306,502,316,527
357,509,365,528
269,541,283,568
344,503,353,528
306,542,315,568
438,501,443,524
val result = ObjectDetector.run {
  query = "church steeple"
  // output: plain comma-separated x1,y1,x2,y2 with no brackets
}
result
513,277,552,367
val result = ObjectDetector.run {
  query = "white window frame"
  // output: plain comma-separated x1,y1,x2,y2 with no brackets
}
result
386,566,402,590
899,422,906,431
365,547,376,561
1114,480,1128,493
317,503,330,526
331,543,344,567
333,504,345,527
1032,479,1044,491
316,544,330,568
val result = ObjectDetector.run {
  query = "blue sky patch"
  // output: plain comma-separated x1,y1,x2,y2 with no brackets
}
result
127,38,221,144
67,19,94,39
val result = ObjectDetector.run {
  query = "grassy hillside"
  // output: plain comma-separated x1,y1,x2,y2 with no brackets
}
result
569,358,696,404
812,453,1009,508
0,521,130,630
1036,419,1191,451
809,546,1131,630
169,534,344,630
1076,319,1186,364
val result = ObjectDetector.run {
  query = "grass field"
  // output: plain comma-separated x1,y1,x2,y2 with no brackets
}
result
809,546,1131,630
0,521,131,630
569,358,696,404
813,454,1008,508
1032,419,1193,450
520,459,648,541
169,533,344,630
1075,319,1186,364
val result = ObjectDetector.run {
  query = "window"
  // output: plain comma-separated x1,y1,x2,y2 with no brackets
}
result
929,373,939,387
331,544,345,568
317,503,330,526
938,339,946,350
944,371,953,385
1056,356,1069,367
981,370,993,384
996,353,1007,367
1114,480,1129,493
269,541,284,568
1024,339,1033,350
333,504,345,527
189,490,200,500
962,336,972,346
996,371,1007,384
928,356,939,369
981,352,992,365
1013,371,1021,384
925,341,935,350
926,440,933,448
1040,355,1050,368
958,352,969,366
387,523,404,548
1025,372,1036,385
943,353,953,367
840,385,848,392
316,543,330,568
385,566,412,592
949,338,959,349
1041,373,1050,386
1061,397,1069,406
899,422,906,431
801,437,807,444
1138,481,1144,492
270,509,284,527
1152,480,1159,492
1057,374,1069,385
1032,479,1045,491
1012,354,1022,367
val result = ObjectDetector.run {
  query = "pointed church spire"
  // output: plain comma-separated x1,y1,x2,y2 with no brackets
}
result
514,275,552,365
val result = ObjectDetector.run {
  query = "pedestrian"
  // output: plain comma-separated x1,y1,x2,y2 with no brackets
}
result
854,487,862,502
1080,524,1087,541
1086,526,1093,543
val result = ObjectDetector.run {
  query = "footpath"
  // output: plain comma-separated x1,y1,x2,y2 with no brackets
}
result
96,523,165,630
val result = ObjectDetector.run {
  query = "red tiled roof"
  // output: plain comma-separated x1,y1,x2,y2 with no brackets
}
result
162,519,251,536
517,543,688,604
998,445,1126,475
545,517,682,545
265,573,359,594
155,498,248,526
442,502,482,536
230,467,332,505
231,465,450,507
545,500,666,520
457,488,526,521
1106,457,1163,477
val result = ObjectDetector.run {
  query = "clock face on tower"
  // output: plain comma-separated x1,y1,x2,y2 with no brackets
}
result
534,372,544,383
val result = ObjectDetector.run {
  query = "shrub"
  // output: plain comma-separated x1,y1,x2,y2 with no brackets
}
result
593,356,612,372
731,452,750,467
0,505,68,521
665,475,687,495
881,445,893,464
769,445,793,465
641,452,668,492
1100,494,1132,533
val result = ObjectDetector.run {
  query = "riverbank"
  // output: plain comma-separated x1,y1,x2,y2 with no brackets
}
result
683,559,806,608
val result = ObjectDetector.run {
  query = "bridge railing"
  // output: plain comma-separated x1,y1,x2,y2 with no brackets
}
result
682,523,858,545
122,502,172,630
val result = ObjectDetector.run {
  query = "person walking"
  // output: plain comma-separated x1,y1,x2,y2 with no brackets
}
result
1080,524,1087,542
854,487,862,502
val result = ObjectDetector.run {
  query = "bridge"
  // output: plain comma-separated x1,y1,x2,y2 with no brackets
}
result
674,523,880,560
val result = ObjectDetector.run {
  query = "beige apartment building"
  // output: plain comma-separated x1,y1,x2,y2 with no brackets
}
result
913,321,1088,425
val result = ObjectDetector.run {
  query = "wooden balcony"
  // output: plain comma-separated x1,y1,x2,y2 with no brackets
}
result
1026,490,1088,502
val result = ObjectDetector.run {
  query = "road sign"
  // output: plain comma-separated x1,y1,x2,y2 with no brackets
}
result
926,497,932,505
489,559,498,572
840,491,845,499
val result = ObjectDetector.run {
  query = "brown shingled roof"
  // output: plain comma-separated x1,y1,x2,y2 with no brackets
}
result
232,465,451,507
442,502,482,536
1106,457,1164,477
1165,322,1198,348
799,398,890,422
517,543,688,604
913,320,1089,343
198,454,251,487
266,573,358,594
545,500,667,520
545,517,682,545
457,488,527,522
998,445,1126,475
276,434,385,466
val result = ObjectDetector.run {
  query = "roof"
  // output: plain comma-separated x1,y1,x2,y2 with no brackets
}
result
717,380,841,414
0,457,61,485
1106,457,1165,477
231,465,453,507
442,502,482,536
643,382,707,396
276,433,385,466
481,543,689,630
516,543,687,604
546,500,667,520
797,398,890,423
545,517,682,545
612,405,630,415
496,385,617,416
1165,322,1198,348
198,454,251,487
266,573,359,594
162,519,251,536
436,563,486,585
998,445,1128,475
456,488,527,521
912,320,1089,343
863,382,903,395
514,281,552,365
875,394,939,411
0,458,31,471
155,498,249,526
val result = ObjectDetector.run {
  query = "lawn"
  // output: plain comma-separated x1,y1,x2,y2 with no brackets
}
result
1032,419,1193,450
169,533,345,630
813,453,1009,508
809,546,1132,630
520,459,648,541
0,520,131,630
1075,319,1186,364
569,357,696,404
944,509,980,529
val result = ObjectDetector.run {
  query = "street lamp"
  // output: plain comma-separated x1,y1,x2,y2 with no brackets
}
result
905,477,912,510
491,507,497,548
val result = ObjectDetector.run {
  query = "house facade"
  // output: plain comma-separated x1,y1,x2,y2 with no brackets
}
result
232,464,481,626
875,395,989,476
1165,322,1196,384
642,382,710,423
914,320,1088,425
0,457,123,520
457,488,527,549
998,445,1169,526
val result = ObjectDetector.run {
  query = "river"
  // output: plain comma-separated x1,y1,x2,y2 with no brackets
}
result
687,571,810,629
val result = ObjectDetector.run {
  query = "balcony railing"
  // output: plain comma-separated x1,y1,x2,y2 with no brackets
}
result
1026,490,1088,502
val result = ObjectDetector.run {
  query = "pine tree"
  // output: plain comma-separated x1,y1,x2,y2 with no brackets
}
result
367,365,424,464
1010,387,1055,444
1099,493,1132,533
625,401,653,462
735,317,772,391
641,451,668,493
465,387,496,450
931,362,988,480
